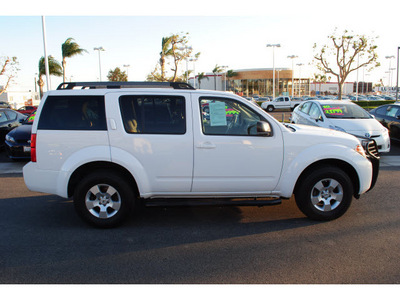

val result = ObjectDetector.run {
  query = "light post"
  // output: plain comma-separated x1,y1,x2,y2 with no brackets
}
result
296,63,304,97
396,47,400,101
386,55,395,95
178,46,192,83
189,57,198,88
123,64,130,80
221,65,228,91
94,47,105,81
287,55,297,98
266,44,281,99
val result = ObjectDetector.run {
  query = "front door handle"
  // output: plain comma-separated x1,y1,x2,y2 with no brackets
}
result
196,142,216,149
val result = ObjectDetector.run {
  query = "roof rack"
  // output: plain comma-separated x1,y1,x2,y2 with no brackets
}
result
56,81,195,90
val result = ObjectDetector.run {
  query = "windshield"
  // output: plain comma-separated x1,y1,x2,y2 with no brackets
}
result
321,103,372,119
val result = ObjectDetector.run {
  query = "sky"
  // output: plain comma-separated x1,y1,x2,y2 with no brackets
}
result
1,0,399,92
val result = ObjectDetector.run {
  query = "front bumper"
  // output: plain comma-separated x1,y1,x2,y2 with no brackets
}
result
363,139,380,192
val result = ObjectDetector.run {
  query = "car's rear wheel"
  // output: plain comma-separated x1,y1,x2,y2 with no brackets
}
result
295,166,353,221
267,106,274,112
74,171,135,228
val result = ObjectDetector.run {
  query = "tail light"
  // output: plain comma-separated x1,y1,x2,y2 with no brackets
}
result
31,133,37,162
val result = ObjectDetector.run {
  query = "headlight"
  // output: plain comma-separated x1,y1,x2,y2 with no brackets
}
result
355,144,366,157
5,134,15,143
382,127,389,138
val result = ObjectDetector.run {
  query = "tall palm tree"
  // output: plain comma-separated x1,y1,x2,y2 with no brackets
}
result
212,64,224,90
38,56,63,98
61,38,87,82
226,69,238,92
159,36,173,81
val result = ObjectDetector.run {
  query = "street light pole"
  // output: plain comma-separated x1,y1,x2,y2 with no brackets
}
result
287,55,297,98
94,47,105,81
296,63,304,97
189,57,198,88
267,44,281,99
178,46,192,83
386,55,395,95
123,64,130,80
396,47,400,101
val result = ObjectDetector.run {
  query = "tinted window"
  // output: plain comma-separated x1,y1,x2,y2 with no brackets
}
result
38,96,107,130
200,97,267,136
0,111,7,122
119,95,186,134
5,110,17,120
300,102,312,113
309,103,322,119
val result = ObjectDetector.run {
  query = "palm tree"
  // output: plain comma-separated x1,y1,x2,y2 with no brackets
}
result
159,36,173,81
212,64,224,90
38,56,63,98
197,72,209,89
61,38,87,82
226,69,238,92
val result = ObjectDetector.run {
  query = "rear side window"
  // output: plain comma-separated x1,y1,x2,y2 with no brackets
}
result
119,95,186,134
38,96,107,130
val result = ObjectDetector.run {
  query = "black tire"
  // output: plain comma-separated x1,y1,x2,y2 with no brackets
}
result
295,166,353,221
267,106,274,112
73,171,135,228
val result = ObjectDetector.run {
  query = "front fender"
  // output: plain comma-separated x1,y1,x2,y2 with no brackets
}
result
276,143,372,198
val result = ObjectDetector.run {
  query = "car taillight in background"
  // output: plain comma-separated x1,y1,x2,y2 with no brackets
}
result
31,133,37,162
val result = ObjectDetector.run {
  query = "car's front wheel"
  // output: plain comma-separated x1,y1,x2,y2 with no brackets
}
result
74,171,135,228
295,166,353,221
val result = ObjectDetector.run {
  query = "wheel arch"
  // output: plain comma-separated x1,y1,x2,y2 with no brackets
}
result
293,159,360,199
68,161,139,198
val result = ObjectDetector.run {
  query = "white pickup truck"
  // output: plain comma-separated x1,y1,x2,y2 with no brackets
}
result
261,96,301,112
23,82,379,228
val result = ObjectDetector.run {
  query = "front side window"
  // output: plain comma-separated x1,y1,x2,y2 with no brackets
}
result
119,95,186,134
5,110,17,120
38,96,107,130
300,102,312,114
200,97,267,136
309,103,322,119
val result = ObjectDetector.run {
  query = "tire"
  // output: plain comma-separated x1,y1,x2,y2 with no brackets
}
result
295,166,353,221
267,106,274,112
73,171,135,228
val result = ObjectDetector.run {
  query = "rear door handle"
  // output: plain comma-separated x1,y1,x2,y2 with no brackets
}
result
196,142,216,149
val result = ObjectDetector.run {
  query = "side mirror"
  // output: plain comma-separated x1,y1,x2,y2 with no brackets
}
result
257,121,273,137
315,116,324,122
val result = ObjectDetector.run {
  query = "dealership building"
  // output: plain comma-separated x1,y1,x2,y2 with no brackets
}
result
189,68,372,97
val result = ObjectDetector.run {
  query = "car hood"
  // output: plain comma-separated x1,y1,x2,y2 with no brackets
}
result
285,123,361,147
327,118,384,134
8,124,32,139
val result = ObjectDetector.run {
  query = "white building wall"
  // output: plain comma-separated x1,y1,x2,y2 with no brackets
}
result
0,86,40,108
310,82,354,95
189,74,223,90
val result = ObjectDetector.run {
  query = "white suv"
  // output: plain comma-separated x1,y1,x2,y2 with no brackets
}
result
23,82,380,227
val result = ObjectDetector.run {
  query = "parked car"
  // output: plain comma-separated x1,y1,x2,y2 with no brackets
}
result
261,96,301,111
291,100,390,153
0,101,11,109
5,111,36,160
369,103,400,143
16,105,37,116
23,81,379,228
0,108,27,147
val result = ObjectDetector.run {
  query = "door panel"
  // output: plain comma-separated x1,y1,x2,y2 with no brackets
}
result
192,95,284,193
